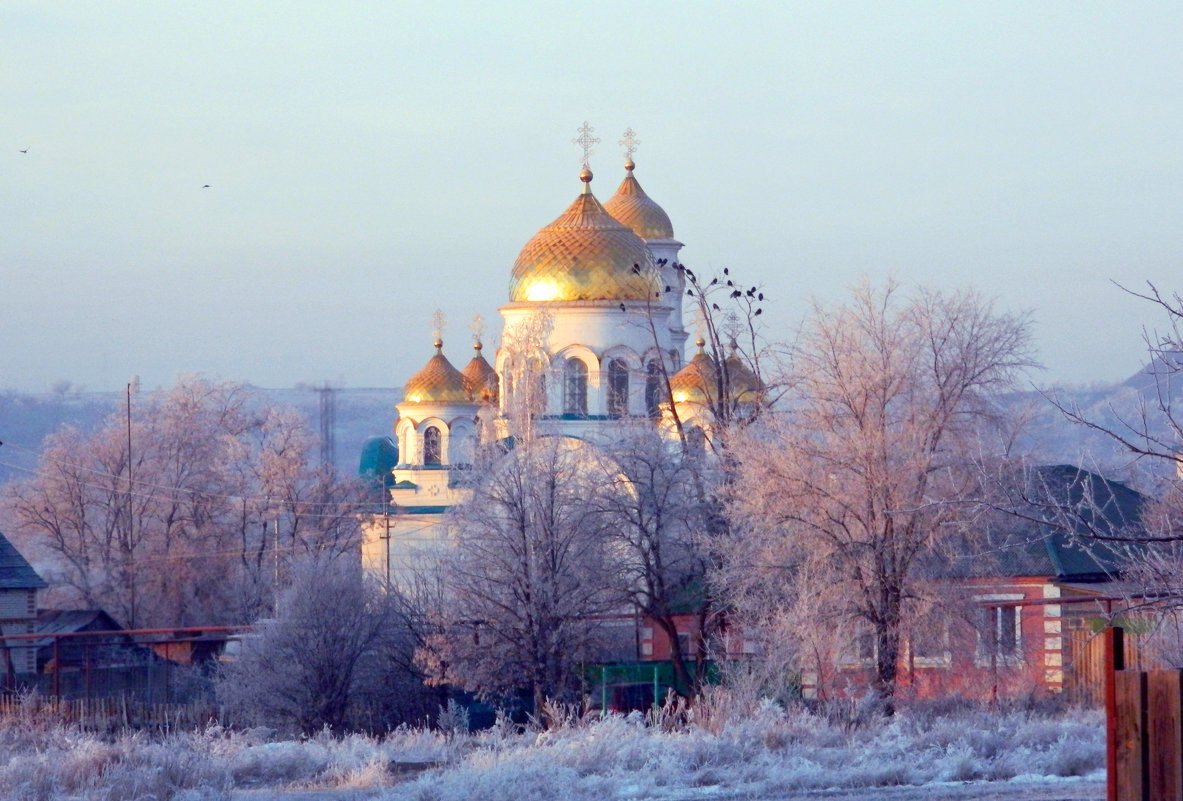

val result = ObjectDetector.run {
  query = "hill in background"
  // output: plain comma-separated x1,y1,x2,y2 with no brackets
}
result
2,357,1180,495
0,386,400,489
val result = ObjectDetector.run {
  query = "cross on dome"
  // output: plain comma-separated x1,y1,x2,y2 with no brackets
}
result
572,121,599,169
432,309,447,344
619,128,640,167
469,314,486,347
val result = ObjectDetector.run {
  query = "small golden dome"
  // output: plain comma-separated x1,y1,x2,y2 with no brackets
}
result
725,341,764,403
604,160,675,241
509,174,659,303
669,342,717,405
403,340,471,404
462,341,499,404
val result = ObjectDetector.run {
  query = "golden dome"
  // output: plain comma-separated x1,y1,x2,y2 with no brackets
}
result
604,160,675,240
461,341,499,404
669,339,718,405
403,339,471,404
509,171,659,303
724,342,764,403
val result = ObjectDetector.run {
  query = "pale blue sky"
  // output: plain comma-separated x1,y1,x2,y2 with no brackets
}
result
4,2,1182,392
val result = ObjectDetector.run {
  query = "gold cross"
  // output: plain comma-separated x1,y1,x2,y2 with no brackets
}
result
572,121,599,168
432,309,447,343
619,128,640,161
469,314,485,346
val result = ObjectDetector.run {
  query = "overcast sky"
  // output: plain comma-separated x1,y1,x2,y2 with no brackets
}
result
4,2,1182,394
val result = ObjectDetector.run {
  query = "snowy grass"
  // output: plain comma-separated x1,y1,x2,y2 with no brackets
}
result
0,695,1105,801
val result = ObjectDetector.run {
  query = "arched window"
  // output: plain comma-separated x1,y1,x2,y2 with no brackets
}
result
645,360,664,418
563,358,588,417
607,359,629,418
423,426,442,466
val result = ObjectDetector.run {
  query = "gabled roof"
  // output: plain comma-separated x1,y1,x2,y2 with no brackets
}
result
36,609,121,637
0,531,46,590
947,465,1143,583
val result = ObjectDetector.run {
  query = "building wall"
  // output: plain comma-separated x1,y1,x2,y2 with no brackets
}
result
0,589,38,675
798,577,1066,702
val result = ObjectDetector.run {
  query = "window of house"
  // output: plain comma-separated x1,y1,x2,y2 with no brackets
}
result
910,620,950,665
677,632,697,661
607,359,629,418
855,630,876,662
645,360,663,418
563,358,588,417
423,426,442,466
978,604,1022,662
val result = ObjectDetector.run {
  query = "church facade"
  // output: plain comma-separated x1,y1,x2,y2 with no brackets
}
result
360,132,720,586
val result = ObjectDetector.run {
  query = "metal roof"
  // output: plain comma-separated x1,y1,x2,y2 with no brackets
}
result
0,530,46,590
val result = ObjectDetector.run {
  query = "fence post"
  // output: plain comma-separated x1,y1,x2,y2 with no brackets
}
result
1107,625,1125,801
52,637,60,700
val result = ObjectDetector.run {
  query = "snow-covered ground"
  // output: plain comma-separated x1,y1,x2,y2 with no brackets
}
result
0,699,1106,801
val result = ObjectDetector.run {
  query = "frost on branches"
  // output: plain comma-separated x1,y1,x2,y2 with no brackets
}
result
3,376,365,629
722,280,1035,710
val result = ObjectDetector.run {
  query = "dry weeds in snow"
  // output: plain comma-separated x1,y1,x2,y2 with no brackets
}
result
0,694,1104,801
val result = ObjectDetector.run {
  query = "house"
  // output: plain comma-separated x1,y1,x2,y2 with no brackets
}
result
34,609,131,674
0,530,46,679
801,465,1147,702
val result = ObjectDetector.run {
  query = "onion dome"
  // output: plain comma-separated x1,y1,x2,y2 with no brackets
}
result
669,338,718,405
724,341,764,402
509,168,659,303
604,158,675,240
462,340,499,404
358,435,398,485
403,339,471,404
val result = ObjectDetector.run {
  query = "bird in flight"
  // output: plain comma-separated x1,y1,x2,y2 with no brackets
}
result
19,148,28,154
202,184,210,189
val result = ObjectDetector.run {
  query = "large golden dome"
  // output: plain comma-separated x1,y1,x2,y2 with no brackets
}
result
604,160,675,240
403,340,471,404
509,169,659,303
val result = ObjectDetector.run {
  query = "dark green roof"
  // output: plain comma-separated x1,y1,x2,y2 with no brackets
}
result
953,465,1143,582
0,531,46,590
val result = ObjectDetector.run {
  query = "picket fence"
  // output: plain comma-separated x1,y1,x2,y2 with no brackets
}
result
0,694,217,732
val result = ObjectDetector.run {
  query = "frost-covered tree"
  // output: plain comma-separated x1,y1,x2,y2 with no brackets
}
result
597,429,716,697
421,436,623,715
216,555,428,734
4,376,363,628
723,280,1035,711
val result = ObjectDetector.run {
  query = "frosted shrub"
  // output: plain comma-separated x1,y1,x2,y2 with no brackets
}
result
1049,733,1106,777
436,699,470,738
228,739,331,784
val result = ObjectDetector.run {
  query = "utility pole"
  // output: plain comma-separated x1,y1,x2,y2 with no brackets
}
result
315,383,337,469
126,376,138,628
273,519,281,616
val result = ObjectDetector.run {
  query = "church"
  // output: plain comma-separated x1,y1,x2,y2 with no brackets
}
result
359,126,734,587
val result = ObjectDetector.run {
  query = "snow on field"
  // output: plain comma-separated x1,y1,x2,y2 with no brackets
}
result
0,698,1106,801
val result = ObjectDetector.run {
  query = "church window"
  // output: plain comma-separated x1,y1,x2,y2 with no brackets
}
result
563,358,588,417
607,359,629,418
645,360,664,418
423,426,442,466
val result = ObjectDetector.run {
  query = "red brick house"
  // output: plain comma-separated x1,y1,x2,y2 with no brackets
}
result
795,465,1141,702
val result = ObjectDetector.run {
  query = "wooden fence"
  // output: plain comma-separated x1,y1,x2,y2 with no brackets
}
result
1106,626,1183,801
0,694,217,733
1066,628,1143,706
